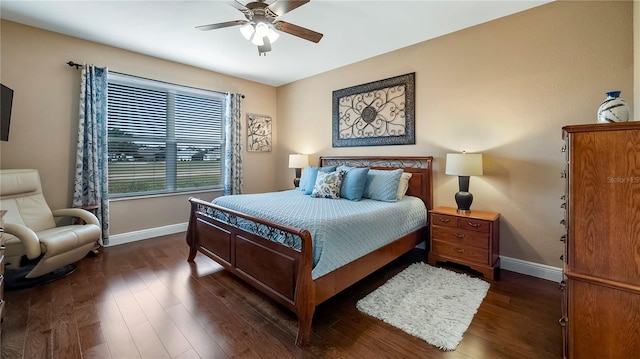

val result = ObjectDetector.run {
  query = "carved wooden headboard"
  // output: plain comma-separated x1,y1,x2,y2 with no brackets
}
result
319,156,434,210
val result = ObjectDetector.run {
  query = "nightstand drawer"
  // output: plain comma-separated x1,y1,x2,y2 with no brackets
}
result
431,213,458,228
432,239,489,265
431,226,489,249
459,218,490,233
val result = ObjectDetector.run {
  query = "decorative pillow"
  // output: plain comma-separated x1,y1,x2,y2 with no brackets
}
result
301,165,336,195
311,170,345,199
337,165,370,201
320,165,337,173
397,172,413,200
298,166,317,192
363,168,403,202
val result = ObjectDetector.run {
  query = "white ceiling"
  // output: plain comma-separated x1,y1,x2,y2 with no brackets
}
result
1,0,551,87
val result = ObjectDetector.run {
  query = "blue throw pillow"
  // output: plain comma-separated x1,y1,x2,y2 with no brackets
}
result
338,165,370,201
320,165,336,173
300,165,337,194
363,168,403,202
298,166,317,192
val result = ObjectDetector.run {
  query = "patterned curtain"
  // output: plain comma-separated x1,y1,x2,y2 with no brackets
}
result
73,65,110,245
224,93,243,195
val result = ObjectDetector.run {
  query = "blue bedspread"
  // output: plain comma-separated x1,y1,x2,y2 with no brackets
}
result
212,190,427,279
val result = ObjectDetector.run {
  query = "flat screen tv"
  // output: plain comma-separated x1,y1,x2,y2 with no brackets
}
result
1,84,14,142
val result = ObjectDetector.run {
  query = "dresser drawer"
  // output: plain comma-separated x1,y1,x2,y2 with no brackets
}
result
432,239,489,265
431,213,458,228
459,218,490,233
431,226,490,250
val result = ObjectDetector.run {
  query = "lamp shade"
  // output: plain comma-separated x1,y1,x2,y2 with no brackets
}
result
288,154,309,169
445,153,483,176
239,23,255,40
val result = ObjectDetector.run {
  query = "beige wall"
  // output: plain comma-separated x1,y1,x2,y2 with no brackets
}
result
0,20,278,236
276,1,634,267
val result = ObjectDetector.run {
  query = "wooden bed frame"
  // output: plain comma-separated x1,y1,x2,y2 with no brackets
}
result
186,156,433,346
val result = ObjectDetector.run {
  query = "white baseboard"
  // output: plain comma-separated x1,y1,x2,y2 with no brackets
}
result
106,222,188,247
107,226,563,283
500,255,562,282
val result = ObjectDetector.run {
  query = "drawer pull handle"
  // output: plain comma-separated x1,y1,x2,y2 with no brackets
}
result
560,235,566,242
560,195,566,201
560,171,566,178
561,145,567,153
453,247,464,253
559,280,565,290
558,317,567,327
452,233,465,239
560,219,565,225
438,218,451,223
560,203,566,209
560,255,564,261
467,222,481,228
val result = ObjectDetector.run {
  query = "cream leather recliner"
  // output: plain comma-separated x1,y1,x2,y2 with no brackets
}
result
0,169,101,289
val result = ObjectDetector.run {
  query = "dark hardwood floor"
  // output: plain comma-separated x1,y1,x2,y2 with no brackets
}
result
1,233,562,358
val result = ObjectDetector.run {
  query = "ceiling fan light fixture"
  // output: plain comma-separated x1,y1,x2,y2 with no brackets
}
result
239,23,255,40
254,22,270,38
267,25,279,44
251,34,265,46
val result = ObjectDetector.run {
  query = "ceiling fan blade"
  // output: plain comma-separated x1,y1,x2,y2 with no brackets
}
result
196,20,248,31
267,0,309,17
229,0,249,11
229,0,254,18
274,21,323,43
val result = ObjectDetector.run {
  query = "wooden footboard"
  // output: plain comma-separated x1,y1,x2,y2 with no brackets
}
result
186,156,433,346
186,197,315,345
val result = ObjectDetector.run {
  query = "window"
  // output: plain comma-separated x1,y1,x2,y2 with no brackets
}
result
107,73,225,197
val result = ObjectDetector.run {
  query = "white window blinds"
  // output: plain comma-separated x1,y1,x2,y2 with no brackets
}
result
107,73,225,197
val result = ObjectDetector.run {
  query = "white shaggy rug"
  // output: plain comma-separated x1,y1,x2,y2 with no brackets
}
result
356,262,490,351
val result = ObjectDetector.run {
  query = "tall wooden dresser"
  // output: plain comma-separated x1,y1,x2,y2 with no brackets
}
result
560,122,640,358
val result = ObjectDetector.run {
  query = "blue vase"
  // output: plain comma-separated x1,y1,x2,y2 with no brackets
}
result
597,91,629,123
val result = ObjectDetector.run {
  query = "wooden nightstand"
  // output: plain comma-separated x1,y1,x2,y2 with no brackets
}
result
428,206,500,280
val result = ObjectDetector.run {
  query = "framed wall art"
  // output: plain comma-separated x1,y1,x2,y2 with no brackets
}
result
246,113,272,152
332,72,415,147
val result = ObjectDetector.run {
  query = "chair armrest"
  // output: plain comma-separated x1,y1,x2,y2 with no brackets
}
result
52,208,100,226
3,222,43,259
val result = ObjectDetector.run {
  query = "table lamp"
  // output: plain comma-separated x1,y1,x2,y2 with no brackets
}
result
288,154,309,187
445,152,483,213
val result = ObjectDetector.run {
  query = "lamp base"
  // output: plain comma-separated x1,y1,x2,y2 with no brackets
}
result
454,191,474,213
293,178,300,187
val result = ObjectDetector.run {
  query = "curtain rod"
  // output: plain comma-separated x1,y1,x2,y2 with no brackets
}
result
66,60,245,98
67,61,82,69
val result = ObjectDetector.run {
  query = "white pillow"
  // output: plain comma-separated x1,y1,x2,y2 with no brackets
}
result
397,172,412,200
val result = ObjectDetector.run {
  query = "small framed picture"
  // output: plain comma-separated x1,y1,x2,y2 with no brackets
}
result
246,113,272,152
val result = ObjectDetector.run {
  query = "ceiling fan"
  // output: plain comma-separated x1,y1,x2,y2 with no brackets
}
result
197,0,323,56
